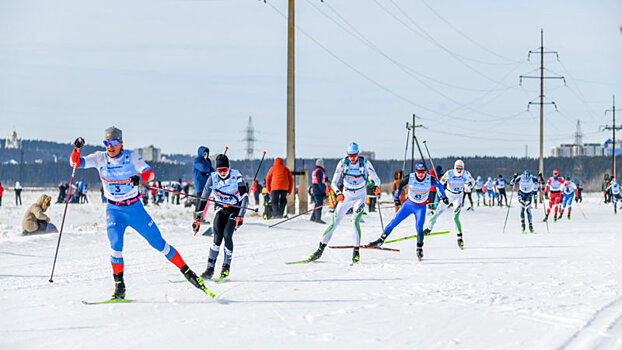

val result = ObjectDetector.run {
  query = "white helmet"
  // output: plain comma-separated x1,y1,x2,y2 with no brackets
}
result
454,159,464,174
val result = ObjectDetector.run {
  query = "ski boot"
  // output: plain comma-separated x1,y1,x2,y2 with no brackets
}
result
219,264,230,280
416,242,424,261
553,212,558,222
457,234,464,249
368,234,387,248
308,243,327,262
201,262,215,280
567,212,571,220
521,220,525,233
529,222,534,233
112,272,126,299
422,228,431,235
352,248,360,264
543,214,549,222
181,265,207,290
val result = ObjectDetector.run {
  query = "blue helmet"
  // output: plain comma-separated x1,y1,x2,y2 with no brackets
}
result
347,142,359,155
415,161,427,172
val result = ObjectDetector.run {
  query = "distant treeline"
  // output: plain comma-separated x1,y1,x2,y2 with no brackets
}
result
0,156,618,191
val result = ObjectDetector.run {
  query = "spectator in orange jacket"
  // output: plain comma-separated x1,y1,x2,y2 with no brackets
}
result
266,157,294,218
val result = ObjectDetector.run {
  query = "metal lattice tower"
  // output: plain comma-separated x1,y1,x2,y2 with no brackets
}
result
574,120,583,146
244,116,257,159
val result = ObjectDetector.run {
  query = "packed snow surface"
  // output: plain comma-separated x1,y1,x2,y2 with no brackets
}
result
1,190,621,349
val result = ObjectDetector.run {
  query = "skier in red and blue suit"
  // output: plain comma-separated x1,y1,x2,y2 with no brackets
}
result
367,161,448,260
543,169,564,222
70,126,211,299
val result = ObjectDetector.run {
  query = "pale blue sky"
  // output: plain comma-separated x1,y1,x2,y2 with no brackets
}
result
0,0,620,160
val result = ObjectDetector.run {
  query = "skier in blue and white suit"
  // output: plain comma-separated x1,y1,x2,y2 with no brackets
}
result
424,159,474,249
307,142,381,264
559,177,577,219
193,154,248,280
510,170,538,233
367,161,448,260
69,126,208,300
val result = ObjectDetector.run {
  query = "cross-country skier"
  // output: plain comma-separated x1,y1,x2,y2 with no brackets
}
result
193,154,248,279
423,160,473,249
474,176,484,206
463,181,474,211
559,177,577,219
495,174,509,207
510,170,538,233
484,177,498,207
69,127,211,300
543,169,564,222
367,161,447,260
605,176,621,214
306,142,381,264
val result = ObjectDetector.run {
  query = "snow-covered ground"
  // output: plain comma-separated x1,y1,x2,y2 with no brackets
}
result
1,190,621,350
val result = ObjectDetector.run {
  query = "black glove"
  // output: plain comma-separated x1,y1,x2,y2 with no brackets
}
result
394,197,401,207
442,197,449,205
130,175,141,186
192,220,201,234
74,137,85,148
513,173,518,179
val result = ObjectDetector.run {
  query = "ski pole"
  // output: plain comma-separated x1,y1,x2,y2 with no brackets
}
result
422,141,437,177
49,147,81,283
576,202,587,219
224,146,228,155
141,183,258,212
502,183,516,233
252,151,267,184
268,202,330,228
375,194,385,232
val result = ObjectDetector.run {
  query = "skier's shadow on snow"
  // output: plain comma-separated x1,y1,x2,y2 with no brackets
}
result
421,256,550,264
238,277,402,283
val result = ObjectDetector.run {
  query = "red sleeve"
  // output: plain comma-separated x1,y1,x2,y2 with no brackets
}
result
69,148,81,168
140,169,154,182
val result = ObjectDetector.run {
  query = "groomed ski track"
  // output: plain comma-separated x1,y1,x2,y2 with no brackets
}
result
1,191,621,349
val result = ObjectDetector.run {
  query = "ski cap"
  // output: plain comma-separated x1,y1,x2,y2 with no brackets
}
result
347,142,359,155
104,126,122,142
215,154,229,168
524,170,530,177
316,158,325,168
477,176,481,180
415,161,427,172
553,169,559,176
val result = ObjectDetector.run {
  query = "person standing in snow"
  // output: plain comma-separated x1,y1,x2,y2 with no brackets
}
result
367,161,447,260
495,174,509,207
0,182,3,207
193,154,248,280
510,170,538,233
605,176,621,214
484,177,498,207
306,142,381,264
474,176,485,206
423,159,474,249
15,181,22,206
265,157,294,219
310,159,328,224
193,146,215,196
69,127,210,300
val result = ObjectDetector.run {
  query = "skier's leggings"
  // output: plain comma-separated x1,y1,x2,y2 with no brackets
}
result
463,192,473,208
106,201,185,273
383,199,427,244
561,194,574,211
208,207,239,267
518,192,533,222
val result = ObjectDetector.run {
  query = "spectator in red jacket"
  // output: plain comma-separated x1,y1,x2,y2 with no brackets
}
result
0,182,3,207
266,158,294,218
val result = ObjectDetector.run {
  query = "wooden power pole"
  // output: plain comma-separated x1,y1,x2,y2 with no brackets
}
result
605,95,620,178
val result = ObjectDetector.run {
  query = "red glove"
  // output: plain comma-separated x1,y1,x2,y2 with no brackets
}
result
235,217,243,228
336,194,344,202
192,220,201,235
70,148,81,168
374,187,381,195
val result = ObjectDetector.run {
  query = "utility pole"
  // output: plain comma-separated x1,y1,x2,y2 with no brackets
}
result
405,114,424,172
604,95,620,178
286,0,296,214
520,29,566,201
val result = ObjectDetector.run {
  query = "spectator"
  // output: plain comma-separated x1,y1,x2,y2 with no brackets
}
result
193,146,215,196
22,194,57,235
250,180,262,206
310,159,327,223
0,182,3,207
173,179,183,205
392,170,406,212
266,157,294,218
366,179,377,213
15,181,22,206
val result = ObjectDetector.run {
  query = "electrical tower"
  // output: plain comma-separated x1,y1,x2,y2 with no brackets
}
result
243,116,257,159
604,95,620,178
520,29,566,200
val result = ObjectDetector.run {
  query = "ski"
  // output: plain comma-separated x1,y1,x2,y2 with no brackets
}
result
82,298,134,305
215,276,229,283
285,259,327,265
384,231,450,244
166,280,215,297
328,245,400,252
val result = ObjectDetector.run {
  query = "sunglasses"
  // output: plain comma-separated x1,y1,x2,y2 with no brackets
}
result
347,154,358,158
216,167,229,173
103,139,121,147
